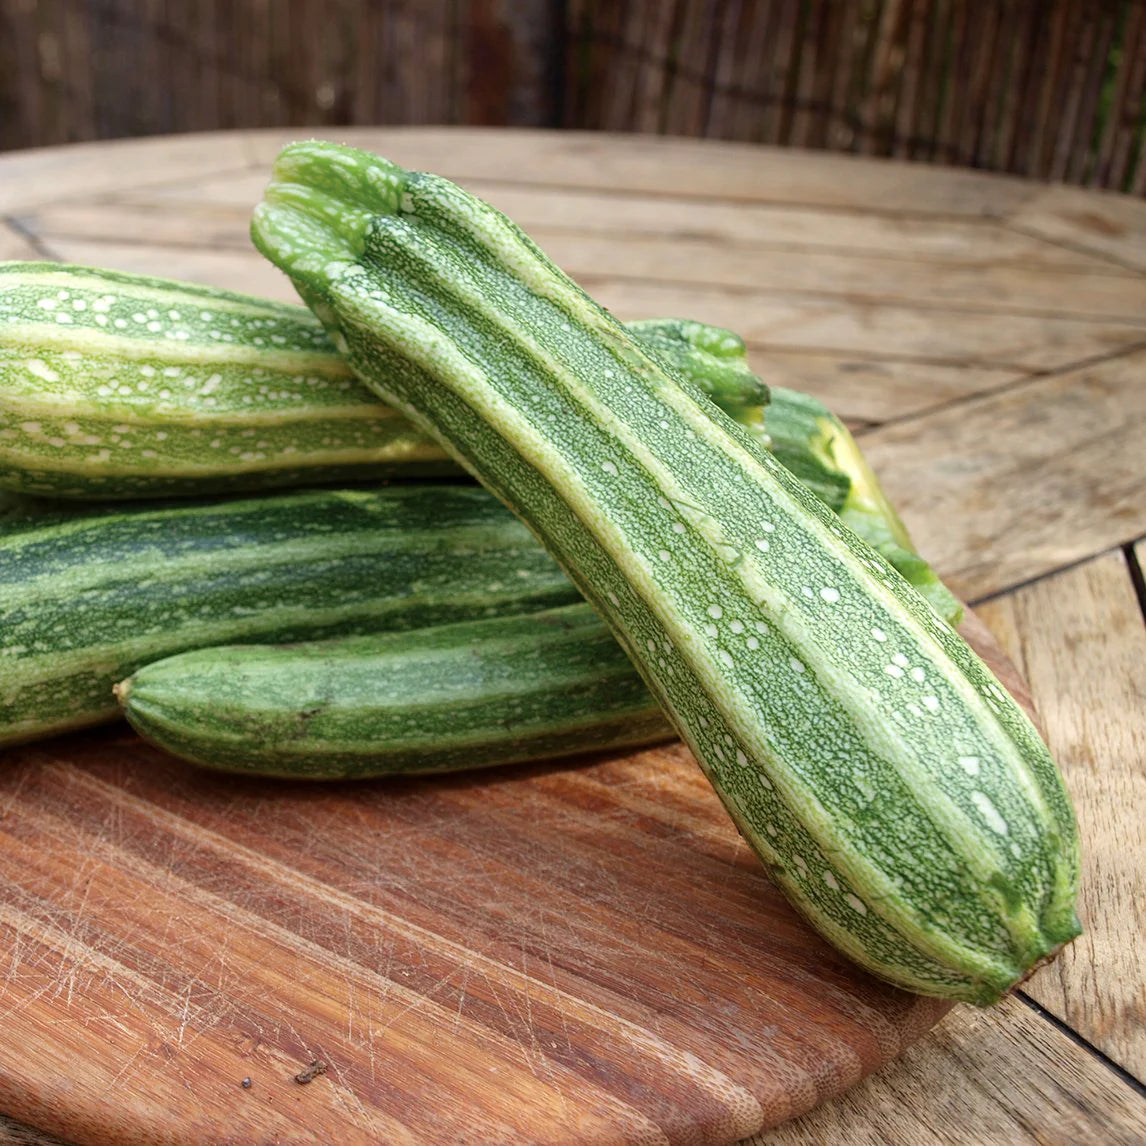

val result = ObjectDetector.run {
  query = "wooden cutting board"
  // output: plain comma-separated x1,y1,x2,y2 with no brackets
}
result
0,610,1027,1146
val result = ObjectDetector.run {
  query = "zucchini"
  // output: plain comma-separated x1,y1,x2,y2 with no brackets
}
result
0,263,764,499
117,604,671,779
0,485,576,747
251,141,1080,1004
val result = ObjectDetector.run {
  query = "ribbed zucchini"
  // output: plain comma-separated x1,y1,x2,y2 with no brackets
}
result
251,141,1080,1004
0,263,764,498
0,485,576,747
117,604,671,778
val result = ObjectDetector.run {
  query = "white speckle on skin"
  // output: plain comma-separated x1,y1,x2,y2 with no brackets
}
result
658,549,671,562
971,791,1008,835
755,538,769,551
754,621,767,633
671,522,685,534
729,620,744,634
719,649,734,667
607,591,620,607
820,587,840,603
601,460,618,475
846,894,867,914
646,639,657,652
746,636,759,650
36,297,57,310
25,359,59,382
892,652,909,667
823,871,839,890
922,695,940,712
54,313,73,324
707,604,723,619
958,755,981,776
802,586,814,599
735,749,747,766
704,623,718,638
885,663,904,678
765,822,778,836
761,521,775,532
789,658,805,674
871,627,887,642
911,667,926,683
792,854,809,875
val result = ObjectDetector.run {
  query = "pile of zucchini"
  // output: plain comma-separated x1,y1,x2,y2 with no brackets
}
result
0,149,1079,1007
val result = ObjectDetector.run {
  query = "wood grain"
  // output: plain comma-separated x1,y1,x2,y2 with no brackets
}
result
976,551,1146,1081
748,996,1146,1146
1008,185,1146,274
0,133,251,215
42,178,1133,274
583,277,1146,371
0,618,1024,1146
857,346,1146,601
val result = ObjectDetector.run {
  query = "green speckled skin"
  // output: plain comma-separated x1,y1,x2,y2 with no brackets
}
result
120,604,673,778
252,140,1081,1004
0,485,577,747
0,262,457,497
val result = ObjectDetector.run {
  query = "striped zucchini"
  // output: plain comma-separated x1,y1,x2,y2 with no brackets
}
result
117,604,671,779
251,140,1080,1004
0,263,764,499
0,485,576,747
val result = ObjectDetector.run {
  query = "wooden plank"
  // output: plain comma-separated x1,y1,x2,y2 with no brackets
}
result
0,133,252,215
857,347,1146,601
975,551,1146,1082
110,174,1132,274
531,231,1146,323
1007,185,1146,274
749,351,1023,426
580,277,1146,371
746,995,1146,1145
239,126,1041,217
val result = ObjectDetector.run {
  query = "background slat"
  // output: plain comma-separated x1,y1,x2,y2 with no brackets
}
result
3,0,1145,195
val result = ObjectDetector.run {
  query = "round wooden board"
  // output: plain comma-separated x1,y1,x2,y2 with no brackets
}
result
0,609,1032,1146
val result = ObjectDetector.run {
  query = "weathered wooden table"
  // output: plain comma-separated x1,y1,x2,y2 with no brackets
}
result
1,129,1144,1145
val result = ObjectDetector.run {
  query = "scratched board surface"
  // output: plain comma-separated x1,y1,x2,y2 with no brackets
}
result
0,610,1038,1144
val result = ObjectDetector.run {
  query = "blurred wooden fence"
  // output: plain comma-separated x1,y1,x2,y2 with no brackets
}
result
3,0,1145,194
